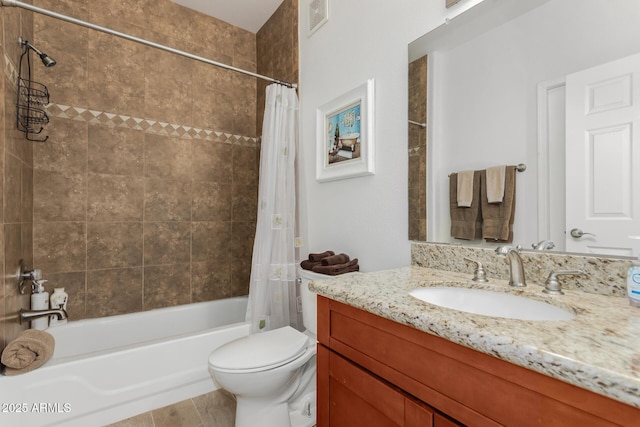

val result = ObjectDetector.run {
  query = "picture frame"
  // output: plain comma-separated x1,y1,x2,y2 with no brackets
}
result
316,79,375,182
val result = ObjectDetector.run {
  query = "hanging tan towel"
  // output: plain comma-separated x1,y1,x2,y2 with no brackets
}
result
481,166,516,242
456,170,475,207
486,165,506,203
1,329,55,376
449,172,482,240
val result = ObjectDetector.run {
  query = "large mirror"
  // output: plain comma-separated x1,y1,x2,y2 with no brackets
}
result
408,0,640,257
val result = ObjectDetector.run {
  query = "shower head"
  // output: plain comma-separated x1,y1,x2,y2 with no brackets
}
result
39,53,56,68
20,37,56,67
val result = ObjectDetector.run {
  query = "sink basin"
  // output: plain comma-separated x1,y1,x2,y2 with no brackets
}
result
409,286,575,321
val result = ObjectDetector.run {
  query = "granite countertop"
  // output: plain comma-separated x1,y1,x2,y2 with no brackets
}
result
309,266,640,409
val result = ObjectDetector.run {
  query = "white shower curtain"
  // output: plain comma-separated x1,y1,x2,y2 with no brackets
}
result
246,83,300,333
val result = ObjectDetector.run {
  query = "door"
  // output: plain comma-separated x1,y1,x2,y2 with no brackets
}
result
565,52,640,256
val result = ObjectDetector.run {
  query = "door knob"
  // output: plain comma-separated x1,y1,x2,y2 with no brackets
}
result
570,228,596,238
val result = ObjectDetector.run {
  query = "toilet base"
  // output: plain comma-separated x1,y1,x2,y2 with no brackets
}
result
235,399,291,427
289,390,316,427
233,362,316,427
234,393,316,427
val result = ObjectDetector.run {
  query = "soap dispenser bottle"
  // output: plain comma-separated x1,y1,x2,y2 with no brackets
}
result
627,259,640,308
49,287,68,326
30,280,49,330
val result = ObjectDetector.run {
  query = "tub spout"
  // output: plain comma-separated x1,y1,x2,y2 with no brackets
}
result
19,307,67,325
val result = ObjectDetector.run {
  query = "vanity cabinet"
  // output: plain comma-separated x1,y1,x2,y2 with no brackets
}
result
317,296,639,426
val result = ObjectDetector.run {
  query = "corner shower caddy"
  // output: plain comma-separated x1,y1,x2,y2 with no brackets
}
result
16,38,50,142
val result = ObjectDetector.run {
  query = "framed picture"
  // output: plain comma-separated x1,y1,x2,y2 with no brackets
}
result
316,79,375,182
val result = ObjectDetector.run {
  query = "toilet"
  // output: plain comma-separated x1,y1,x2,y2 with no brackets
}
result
208,269,325,427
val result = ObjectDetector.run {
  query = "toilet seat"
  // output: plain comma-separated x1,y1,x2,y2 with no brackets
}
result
209,326,311,374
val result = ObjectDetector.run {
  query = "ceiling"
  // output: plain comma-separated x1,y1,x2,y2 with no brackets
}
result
171,0,285,33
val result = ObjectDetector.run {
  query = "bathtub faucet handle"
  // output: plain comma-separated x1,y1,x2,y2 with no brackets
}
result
16,259,43,294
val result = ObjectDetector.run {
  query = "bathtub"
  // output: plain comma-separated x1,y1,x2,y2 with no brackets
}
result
0,297,249,427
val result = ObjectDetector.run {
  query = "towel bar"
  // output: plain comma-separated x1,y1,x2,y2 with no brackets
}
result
448,163,526,177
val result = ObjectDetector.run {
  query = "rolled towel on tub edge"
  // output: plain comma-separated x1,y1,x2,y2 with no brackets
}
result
1,329,55,375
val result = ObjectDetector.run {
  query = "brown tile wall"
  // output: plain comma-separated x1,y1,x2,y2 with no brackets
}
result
0,0,298,350
24,0,260,323
256,0,299,131
408,55,427,241
1,3,35,350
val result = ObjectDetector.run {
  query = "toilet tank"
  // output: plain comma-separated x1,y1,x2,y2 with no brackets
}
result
299,269,330,337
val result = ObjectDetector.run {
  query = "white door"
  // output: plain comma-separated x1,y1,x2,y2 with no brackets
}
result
565,52,640,256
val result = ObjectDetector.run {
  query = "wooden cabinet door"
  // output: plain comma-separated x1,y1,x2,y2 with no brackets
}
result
406,398,435,427
434,413,465,427
320,345,434,427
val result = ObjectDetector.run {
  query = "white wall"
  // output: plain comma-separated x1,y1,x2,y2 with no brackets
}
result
298,0,482,271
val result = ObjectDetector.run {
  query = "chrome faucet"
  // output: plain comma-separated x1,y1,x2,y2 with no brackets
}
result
19,307,67,325
495,245,526,287
531,240,555,251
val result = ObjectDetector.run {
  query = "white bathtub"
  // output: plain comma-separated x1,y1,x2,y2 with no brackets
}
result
0,297,249,427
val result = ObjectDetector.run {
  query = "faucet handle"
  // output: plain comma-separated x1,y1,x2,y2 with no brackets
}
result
531,240,555,251
543,270,588,295
463,257,489,283
16,259,43,294
495,245,522,256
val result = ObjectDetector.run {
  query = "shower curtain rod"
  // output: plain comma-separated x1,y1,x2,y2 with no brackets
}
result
0,0,297,89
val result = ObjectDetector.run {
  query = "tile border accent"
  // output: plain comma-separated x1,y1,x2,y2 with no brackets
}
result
4,54,259,147
4,53,18,86
45,103,260,146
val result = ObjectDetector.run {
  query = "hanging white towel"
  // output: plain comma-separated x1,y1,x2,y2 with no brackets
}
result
456,170,475,207
486,165,506,203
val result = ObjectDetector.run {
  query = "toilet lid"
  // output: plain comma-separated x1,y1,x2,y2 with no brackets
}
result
209,326,310,372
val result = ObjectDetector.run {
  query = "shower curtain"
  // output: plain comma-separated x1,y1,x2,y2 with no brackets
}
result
246,83,300,333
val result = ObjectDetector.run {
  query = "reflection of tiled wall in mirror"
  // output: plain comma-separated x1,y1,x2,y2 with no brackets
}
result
408,55,427,241
446,0,463,8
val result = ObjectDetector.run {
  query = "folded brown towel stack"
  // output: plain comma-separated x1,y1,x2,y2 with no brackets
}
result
300,259,320,270
449,172,482,240
300,251,359,275
481,166,516,242
321,253,350,266
312,258,360,275
1,329,55,376
308,250,335,262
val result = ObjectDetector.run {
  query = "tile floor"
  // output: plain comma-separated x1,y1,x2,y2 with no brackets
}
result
105,389,235,427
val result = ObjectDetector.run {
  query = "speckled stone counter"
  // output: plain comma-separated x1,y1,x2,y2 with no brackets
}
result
309,266,640,409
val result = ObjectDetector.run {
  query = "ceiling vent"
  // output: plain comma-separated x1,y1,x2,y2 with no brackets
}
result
308,0,328,36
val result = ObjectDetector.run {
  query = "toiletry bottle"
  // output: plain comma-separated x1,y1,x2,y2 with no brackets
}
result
627,258,640,308
49,287,68,326
30,280,49,330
